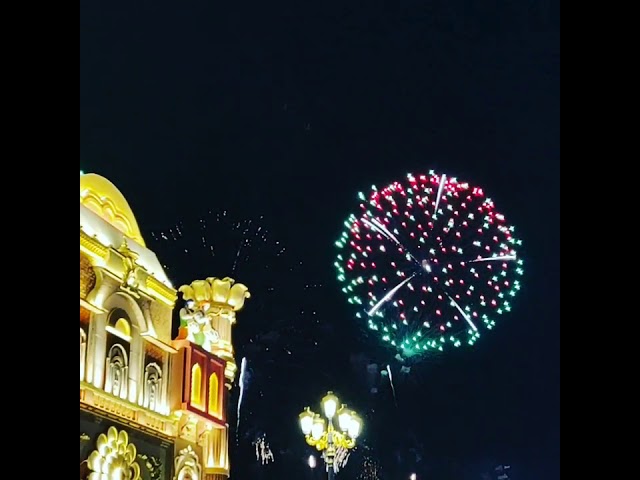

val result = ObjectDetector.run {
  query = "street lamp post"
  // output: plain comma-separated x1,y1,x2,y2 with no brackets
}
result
299,391,363,480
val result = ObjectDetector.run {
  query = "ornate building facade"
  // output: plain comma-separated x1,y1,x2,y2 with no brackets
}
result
80,172,250,480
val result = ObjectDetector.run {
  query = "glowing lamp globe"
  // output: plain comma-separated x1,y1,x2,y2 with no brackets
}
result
347,413,362,439
308,455,317,469
322,392,339,419
311,417,326,441
299,409,314,435
337,405,352,432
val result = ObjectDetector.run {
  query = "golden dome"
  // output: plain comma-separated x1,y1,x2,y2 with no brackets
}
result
80,172,146,246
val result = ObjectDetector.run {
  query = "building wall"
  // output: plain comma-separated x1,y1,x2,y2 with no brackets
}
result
80,265,232,479
80,174,237,480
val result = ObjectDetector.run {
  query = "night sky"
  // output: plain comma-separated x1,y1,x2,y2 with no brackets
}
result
80,2,559,479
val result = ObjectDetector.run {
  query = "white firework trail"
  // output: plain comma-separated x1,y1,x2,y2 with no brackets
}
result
236,357,247,442
433,173,447,216
386,364,397,406
446,294,478,332
362,217,419,264
367,274,417,316
469,254,517,263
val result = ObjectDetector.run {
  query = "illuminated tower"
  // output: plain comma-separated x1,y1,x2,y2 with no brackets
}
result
80,172,180,479
80,171,249,480
170,277,250,479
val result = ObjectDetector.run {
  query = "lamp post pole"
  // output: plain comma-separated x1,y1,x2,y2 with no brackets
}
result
324,426,336,480
325,424,336,480
299,392,363,480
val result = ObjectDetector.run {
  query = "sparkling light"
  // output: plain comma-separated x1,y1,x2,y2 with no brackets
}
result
358,456,382,480
253,435,274,465
335,171,524,357
334,446,351,473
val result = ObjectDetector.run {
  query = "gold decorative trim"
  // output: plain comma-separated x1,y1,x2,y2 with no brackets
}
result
204,474,229,480
80,381,174,437
86,427,141,480
175,409,223,431
81,230,177,307
146,275,177,306
205,467,231,475
80,173,146,246
179,277,250,313
80,229,109,261
81,403,174,443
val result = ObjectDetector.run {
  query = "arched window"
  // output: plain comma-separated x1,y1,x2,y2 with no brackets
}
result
105,344,128,399
114,318,131,337
106,314,131,342
80,328,87,381
106,308,131,343
143,363,162,412
104,308,132,395
208,373,220,416
191,363,202,408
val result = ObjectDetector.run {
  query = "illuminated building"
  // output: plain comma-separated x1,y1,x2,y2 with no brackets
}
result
80,172,250,480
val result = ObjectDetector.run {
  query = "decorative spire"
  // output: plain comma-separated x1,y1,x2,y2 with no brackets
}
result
179,277,251,314
176,277,250,382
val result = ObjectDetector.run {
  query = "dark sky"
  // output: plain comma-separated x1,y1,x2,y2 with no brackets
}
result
80,1,559,479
